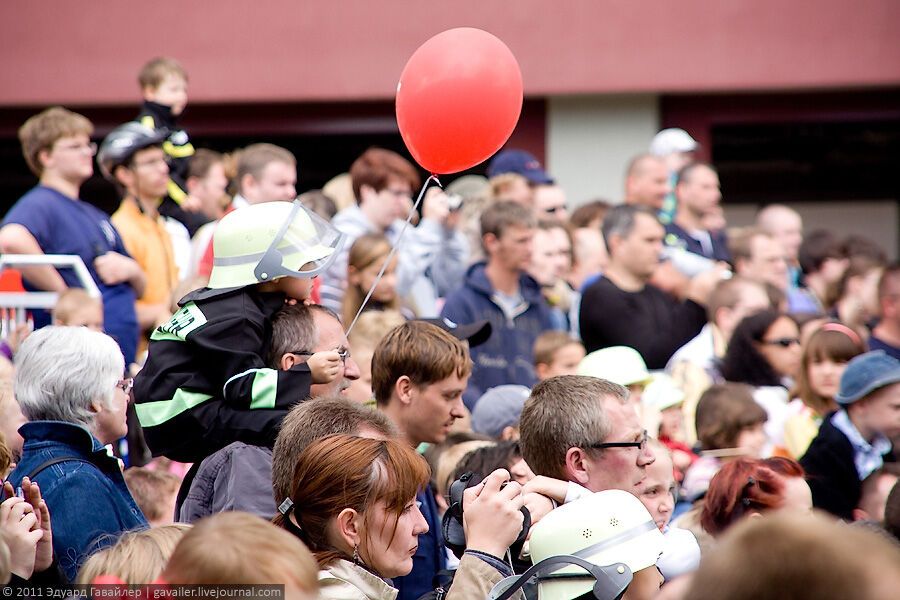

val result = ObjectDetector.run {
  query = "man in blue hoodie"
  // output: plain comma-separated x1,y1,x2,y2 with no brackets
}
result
442,200,554,409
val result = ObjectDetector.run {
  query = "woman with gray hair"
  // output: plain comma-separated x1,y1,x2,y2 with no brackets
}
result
5,326,147,582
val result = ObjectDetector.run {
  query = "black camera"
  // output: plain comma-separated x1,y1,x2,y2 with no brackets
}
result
441,471,531,559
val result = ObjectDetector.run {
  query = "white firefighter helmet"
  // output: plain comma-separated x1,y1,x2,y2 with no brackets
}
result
528,489,664,600
207,200,345,290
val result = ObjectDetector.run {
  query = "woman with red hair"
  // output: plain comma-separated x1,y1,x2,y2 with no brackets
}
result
701,457,812,536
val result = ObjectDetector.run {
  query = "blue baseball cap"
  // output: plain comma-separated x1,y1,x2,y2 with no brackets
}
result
835,350,900,405
486,149,554,185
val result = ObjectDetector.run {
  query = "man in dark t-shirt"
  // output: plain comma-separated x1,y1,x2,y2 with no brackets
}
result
0,107,144,363
580,204,722,369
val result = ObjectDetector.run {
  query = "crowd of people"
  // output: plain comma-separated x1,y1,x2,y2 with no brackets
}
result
1,56,899,599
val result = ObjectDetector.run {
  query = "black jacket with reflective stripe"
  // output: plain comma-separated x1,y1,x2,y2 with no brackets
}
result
133,287,313,463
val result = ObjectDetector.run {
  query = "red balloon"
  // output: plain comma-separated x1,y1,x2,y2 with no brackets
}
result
396,28,523,175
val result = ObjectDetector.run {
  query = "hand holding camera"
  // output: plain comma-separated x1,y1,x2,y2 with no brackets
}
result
462,469,526,558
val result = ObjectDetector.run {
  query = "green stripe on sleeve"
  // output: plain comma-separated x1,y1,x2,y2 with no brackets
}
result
250,370,279,410
135,389,213,427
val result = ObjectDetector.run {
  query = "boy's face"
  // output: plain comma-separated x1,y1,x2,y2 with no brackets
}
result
540,343,585,380
639,451,676,531
145,73,188,116
856,383,900,439
61,303,104,332
41,133,95,183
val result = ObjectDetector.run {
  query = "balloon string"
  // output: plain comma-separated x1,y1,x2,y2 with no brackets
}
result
344,174,441,337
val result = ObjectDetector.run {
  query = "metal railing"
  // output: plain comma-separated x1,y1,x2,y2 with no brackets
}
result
0,254,100,312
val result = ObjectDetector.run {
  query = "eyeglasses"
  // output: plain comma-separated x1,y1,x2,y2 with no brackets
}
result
55,141,97,156
761,337,800,348
132,156,168,170
589,430,649,451
289,348,350,363
116,378,134,395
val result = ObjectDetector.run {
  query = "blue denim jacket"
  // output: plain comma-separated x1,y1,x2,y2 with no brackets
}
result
6,421,148,581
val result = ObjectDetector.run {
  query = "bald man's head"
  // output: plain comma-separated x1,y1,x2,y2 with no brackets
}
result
624,154,670,209
756,204,803,264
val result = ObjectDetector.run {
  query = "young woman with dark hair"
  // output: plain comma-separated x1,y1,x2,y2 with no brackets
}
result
721,310,802,455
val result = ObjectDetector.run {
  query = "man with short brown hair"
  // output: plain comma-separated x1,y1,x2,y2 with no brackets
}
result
442,200,554,407
372,320,474,600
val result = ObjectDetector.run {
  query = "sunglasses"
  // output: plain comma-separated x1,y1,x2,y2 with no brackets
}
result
761,337,800,348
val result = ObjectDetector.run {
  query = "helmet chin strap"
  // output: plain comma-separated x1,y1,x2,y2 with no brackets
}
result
344,174,441,337
488,555,633,600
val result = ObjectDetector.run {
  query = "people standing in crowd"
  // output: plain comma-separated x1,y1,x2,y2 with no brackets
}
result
99,122,181,352
783,323,866,459
580,204,719,369
720,310,802,455
486,148,554,188
756,204,804,290
135,57,204,234
830,255,885,342
345,310,406,405
0,107,144,364
321,148,468,318
790,229,848,313
533,331,586,381
6,327,147,581
371,321,474,600
132,200,344,463
623,154,671,211
161,512,319,599
185,149,230,279
528,219,574,330
700,457,811,538
341,233,402,326
196,143,298,278
664,162,730,265
871,262,900,359
639,440,701,581
649,127,699,223
441,200,553,408
680,383,769,505
532,183,569,221
730,227,791,293
666,277,770,430
801,350,899,520
518,376,664,599
273,435,524,600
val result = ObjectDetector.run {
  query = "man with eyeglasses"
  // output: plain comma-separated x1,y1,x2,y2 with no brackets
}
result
0,107,145,365
99,122,182,353
320,147,469,318
518,375,664,598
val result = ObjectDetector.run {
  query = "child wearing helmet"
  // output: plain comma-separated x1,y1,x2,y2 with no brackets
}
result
132,200,346,464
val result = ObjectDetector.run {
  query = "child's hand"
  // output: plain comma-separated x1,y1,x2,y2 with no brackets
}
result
307,350,342,383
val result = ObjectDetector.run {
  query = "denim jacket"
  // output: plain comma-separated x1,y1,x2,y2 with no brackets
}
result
6,421,148,581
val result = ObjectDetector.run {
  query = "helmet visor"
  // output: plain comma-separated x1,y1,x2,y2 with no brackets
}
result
253,200,346,282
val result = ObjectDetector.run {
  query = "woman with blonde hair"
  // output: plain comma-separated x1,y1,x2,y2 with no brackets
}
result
274,434,526,600
77,524,191,584
342,233,402,327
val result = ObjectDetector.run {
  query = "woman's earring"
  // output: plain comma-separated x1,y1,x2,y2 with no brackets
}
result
353,545,360,566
